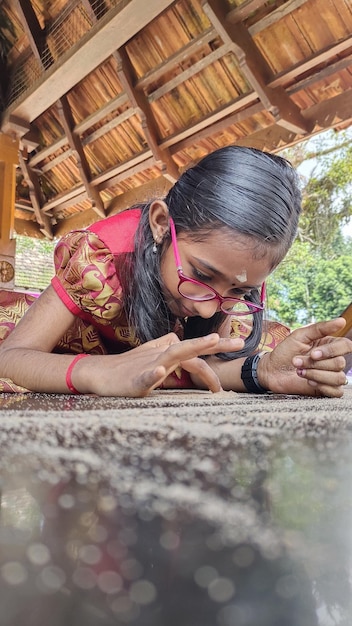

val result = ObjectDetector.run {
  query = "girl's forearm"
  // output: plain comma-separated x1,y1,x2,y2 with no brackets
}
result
0,348,94,394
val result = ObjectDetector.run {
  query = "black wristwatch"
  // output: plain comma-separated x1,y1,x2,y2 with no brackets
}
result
241,353,268,394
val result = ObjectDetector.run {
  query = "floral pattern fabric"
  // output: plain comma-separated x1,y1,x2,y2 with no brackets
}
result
50,209,144,350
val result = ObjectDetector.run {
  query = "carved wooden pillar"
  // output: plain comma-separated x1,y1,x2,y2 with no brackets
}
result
0,133,19,290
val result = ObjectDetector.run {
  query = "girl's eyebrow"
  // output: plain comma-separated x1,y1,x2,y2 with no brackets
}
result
192,256,221,275
192,256,259,290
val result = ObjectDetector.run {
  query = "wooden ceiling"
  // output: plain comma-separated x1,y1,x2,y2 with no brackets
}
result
1,0,352,239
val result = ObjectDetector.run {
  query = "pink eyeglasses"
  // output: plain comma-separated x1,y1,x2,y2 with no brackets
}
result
169,217,266,316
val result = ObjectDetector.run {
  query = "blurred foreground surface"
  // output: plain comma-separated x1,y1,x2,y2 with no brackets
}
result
0,388,352,626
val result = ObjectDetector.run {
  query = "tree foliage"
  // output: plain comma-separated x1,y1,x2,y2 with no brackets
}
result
281,129,352,251
268,130,352,326
268,236,352,326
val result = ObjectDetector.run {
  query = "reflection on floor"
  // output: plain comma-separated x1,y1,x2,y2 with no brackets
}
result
0,389,351,626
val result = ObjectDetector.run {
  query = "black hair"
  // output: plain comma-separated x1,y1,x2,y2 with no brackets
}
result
118,145,302,359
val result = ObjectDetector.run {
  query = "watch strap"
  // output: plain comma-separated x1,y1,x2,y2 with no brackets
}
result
241,353,268,394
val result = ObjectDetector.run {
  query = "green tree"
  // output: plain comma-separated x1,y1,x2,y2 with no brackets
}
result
268,130,352,326
268,236,352,326
281,129,352,253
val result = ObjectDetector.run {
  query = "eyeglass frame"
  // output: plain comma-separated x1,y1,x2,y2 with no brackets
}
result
168,217,266,316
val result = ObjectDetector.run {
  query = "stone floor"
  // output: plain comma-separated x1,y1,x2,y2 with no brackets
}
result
0,387,351,626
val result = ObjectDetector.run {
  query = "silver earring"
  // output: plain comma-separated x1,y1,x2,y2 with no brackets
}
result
152,234,159,253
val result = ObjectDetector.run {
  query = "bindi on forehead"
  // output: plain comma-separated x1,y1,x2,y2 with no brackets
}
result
235,270,247,283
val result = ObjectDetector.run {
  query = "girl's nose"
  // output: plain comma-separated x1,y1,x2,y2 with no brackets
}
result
193,299,220,319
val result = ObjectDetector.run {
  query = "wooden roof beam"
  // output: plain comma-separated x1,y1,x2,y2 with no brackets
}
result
81,0,108,22
169,102,265,154
269,36,352,89
52,175,173,238
32,33,349,157
28,33,351,171
245,0,309,36
227,0,275,24
37,87,352,216
147,42,233,103
12,0,54,68
18,150,53,238
2,0,176,125
134,2,310,93
115,49,179,183
37,108,138,176
29,93,129,168
202,0,311,135
41,150,154,214
135,27,217,91
57,96,106,218
285,54,352,96
303,89,352,130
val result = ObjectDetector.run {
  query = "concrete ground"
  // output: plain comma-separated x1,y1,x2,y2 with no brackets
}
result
0,386,351,626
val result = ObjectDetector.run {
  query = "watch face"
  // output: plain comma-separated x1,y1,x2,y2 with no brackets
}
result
0,260,15,283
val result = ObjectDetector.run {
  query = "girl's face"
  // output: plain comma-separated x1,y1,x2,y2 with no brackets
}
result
159,228,275,319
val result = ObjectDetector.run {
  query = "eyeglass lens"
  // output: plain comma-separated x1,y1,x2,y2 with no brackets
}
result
178,280,262,315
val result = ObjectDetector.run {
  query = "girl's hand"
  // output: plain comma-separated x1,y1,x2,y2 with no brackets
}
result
258,318,352,397
78,333,244,397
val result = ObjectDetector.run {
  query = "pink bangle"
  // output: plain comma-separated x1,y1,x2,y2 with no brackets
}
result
66,354,90,394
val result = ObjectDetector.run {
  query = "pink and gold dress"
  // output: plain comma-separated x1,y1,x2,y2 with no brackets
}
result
0,209,289,392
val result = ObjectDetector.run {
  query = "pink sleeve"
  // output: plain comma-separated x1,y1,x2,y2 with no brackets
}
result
51,230,124,322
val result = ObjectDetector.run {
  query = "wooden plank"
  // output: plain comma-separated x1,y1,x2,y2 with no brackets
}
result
269,36,352,88
136,27,217,90
115,49,179,181
0,134,19,242
18,150,53,238
29,93,129,168
98,156,156,192
247,0,309,36
203,0,310,134
285,55,352,95
303,89,352,129
227,0,273,24
12,0,47,64
57,95,106,217
2,0,176,125
169,102,264,153
148,43,233,103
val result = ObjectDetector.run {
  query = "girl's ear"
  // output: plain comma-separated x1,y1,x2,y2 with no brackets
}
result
149,200,170,241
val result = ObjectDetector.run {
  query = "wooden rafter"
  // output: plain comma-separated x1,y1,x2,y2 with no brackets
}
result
115,49,179,182
245,0,309,35
29,87,351,219
57,95,106,218
18,151,53,238
135,27,218,91
13,25,351,219
28,93,130,168
81,0,108,22
1,0,176,126
12,0,53,67
227,0,274,24
19,25,352,175
269,36,352,88
202,0,311,135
